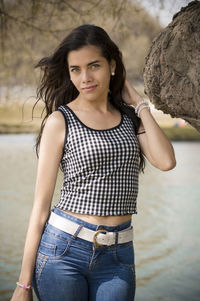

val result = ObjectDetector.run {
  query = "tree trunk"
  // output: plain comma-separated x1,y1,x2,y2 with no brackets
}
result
143,0,200,131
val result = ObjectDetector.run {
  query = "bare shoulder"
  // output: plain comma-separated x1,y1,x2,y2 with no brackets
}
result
38,110,66,159
41,110,66,148
47,110,65,123
44,110,65,132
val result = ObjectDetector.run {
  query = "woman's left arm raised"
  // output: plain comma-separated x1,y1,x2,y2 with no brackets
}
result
123,80,176,171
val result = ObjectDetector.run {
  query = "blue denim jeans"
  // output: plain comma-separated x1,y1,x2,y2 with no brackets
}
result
33,208,136,301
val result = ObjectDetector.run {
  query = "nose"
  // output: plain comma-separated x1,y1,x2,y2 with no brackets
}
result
81,70,92,83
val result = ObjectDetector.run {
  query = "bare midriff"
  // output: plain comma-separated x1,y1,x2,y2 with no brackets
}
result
63,209,132,226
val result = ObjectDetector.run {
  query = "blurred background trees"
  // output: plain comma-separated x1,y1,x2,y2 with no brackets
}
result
1,0,199,139
0,0,162,99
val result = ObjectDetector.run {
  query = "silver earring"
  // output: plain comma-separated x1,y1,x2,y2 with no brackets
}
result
111,72,115,76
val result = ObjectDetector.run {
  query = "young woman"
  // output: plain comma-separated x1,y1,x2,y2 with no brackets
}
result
11,24,176,301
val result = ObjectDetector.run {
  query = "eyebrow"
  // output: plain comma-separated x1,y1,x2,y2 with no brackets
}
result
69,60,101,68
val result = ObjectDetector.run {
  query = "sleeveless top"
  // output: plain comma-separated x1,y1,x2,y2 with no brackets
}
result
54,105,140,216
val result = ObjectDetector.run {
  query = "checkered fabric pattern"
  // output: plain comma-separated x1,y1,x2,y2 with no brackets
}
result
55,105,140,216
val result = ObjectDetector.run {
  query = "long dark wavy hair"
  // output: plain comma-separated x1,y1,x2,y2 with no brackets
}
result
33,24,145,172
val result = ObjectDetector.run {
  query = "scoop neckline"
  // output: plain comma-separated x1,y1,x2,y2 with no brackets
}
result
63,105,124,132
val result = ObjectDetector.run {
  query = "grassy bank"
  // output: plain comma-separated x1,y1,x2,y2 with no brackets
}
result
161,126,200,141
0,102,200,141
0,102,43,133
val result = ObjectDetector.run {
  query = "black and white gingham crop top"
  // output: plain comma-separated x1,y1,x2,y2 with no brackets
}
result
54,104,140,216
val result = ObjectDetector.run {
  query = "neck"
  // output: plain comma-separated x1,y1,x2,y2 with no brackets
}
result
75,95,113,113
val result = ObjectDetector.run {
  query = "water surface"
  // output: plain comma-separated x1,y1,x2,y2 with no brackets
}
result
0,134,199,301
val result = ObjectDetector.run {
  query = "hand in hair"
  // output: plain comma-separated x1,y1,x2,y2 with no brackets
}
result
122,80,144,107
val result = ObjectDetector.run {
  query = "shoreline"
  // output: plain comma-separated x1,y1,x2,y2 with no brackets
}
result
1,102,200,141
0,124,200,142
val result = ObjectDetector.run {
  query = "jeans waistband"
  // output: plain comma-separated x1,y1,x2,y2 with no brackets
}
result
52,207,132,232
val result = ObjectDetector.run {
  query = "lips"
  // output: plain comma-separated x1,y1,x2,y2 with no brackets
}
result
82,85,97,92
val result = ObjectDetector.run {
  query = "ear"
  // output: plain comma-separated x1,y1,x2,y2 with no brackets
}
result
110,59,116,74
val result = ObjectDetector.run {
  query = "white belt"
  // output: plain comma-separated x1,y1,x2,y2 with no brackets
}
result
48,212,133,248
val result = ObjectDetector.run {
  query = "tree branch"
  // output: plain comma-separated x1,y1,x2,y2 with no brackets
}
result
0,8,68,34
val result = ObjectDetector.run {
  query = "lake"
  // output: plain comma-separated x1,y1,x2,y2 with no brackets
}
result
0,134,200,301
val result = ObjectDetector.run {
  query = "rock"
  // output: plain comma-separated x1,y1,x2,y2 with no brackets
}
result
143,0,200,131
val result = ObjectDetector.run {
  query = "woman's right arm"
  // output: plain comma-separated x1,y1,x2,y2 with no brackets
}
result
10,111,65,301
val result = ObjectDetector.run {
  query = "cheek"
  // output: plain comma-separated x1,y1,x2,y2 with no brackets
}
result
70,76,80,90
95,68,110,84
101,71,111,87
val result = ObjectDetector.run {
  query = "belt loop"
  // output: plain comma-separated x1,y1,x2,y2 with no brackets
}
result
115,231,119,245
71,224,84,240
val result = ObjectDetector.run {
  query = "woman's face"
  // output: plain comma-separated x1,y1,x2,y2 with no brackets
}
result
68,45,115,103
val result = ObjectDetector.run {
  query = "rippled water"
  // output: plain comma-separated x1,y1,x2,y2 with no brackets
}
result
0,134,200,301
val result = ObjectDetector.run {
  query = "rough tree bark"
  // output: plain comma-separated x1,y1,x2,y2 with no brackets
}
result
143,0,200,131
